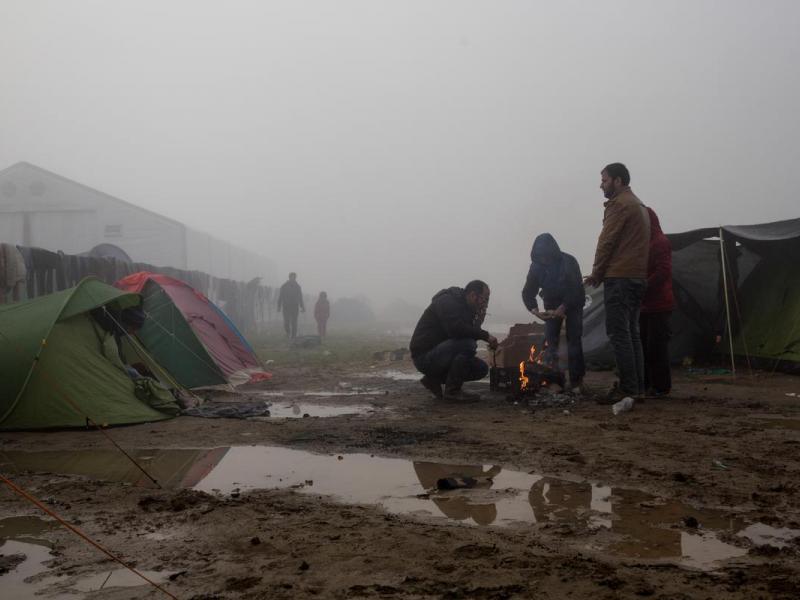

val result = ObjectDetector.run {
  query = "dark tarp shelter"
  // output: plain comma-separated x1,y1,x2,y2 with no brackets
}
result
582,218,800,370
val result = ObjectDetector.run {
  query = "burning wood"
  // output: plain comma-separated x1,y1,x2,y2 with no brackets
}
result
489,324,565,397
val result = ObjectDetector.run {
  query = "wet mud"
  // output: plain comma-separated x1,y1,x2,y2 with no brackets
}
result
2,363,800,598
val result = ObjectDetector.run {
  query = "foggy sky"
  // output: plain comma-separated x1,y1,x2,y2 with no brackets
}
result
2,1,799,317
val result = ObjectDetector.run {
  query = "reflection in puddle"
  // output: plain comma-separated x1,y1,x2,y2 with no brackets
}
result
262,402,374,419
2,447,785,571
0,448,229,489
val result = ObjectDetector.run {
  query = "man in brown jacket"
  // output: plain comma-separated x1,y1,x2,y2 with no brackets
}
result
584,163,650,399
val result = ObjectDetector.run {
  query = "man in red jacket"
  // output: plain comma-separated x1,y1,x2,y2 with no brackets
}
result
640,207,674,396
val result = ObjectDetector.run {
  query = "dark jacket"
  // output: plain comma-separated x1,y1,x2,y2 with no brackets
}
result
277,280,304,312
409,287,490,358
522,234,585,312
641,207,675,313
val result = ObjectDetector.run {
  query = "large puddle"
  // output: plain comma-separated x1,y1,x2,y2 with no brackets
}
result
3,447,798,572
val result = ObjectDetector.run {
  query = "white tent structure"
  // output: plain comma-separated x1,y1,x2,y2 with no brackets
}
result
0,162,274,283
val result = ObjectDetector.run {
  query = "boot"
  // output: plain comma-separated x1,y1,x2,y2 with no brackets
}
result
420,375,443,399
443,387,482,403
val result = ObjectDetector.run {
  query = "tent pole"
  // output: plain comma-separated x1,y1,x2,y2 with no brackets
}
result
719,228,736,377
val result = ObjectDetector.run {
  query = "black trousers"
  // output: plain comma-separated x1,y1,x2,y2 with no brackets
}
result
543,304,586,385
639,311,672,394
282,307,299,338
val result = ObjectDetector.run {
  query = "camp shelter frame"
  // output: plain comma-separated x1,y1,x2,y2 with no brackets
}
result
0,277,179,430
581,217,800,371
673,218,800,369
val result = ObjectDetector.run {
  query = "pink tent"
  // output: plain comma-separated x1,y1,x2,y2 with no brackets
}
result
116,272,269,387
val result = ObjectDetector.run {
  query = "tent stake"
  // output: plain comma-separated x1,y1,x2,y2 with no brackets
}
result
719,228,736,377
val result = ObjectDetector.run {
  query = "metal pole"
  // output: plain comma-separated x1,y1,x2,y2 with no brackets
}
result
719,228,736,377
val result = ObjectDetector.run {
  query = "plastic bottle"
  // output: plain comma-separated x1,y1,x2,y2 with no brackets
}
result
612,396,635,415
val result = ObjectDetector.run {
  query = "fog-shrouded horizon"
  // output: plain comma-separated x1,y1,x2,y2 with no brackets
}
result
2,1,798,320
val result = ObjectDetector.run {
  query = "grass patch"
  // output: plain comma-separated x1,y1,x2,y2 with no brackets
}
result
250,332,409,368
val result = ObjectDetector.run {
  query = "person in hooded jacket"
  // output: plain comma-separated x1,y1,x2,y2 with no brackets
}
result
522,233,586,390
410,280,498,402
640,207,674,396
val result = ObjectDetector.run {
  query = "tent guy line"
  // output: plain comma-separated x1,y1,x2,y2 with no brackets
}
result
0,472,178,599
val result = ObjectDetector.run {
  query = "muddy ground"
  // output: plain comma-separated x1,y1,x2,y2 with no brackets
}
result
2,340,800,599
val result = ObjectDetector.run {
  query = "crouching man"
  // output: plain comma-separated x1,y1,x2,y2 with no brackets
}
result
409,280,498,402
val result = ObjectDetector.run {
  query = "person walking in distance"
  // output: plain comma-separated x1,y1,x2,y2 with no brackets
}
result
277,272,305,339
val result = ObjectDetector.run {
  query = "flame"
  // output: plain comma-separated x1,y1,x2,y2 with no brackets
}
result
536,341,547,365
519,360,529,390
519,342,550,391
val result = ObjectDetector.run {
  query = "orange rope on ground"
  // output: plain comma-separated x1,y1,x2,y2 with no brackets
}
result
0,472,178,600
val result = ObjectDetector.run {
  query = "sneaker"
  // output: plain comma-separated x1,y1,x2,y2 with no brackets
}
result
442,388,481,403
420,375,443,399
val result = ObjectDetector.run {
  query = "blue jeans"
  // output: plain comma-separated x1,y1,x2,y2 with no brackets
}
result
412,339,489,390
604,278,646,395
542,304,586,385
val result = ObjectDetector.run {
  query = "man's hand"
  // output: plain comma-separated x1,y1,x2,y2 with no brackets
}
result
487,335,499,350
552,304,566,319
583,275,600,288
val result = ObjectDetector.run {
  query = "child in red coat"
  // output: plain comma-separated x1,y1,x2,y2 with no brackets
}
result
314,292,330,339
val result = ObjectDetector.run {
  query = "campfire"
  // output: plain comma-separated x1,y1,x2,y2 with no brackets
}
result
490,324,566,397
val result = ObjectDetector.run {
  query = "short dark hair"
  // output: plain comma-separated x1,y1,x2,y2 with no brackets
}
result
464,280,488,295
602,163,630,186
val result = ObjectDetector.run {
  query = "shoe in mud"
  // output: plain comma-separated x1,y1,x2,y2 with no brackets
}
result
442,388,481,403
420,375,443,399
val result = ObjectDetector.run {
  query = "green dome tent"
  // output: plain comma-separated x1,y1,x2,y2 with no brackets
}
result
0,278,179,430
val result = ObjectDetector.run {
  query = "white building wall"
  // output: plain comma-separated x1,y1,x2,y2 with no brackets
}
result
0,162,186,267
1,163,276,282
